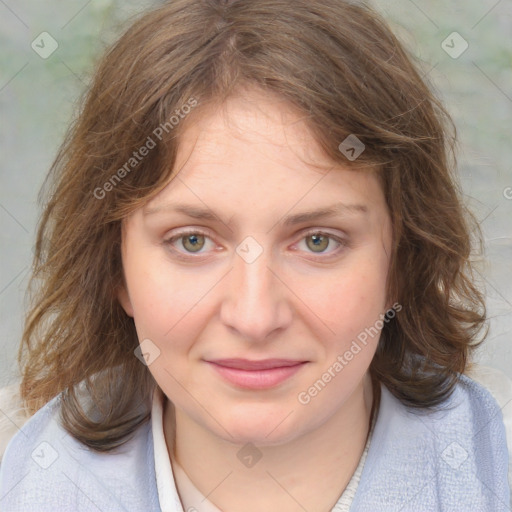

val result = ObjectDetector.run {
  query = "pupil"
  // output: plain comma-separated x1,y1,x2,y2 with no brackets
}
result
184,234,204,252
309,234,328,252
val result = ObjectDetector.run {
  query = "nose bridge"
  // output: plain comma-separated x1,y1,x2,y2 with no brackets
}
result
236,248,273,305
220,240,289,341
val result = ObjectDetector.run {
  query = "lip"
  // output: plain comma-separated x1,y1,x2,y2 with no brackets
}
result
206,359,308,390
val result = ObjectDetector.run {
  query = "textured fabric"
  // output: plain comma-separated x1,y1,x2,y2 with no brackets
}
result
466,363,512,495
0,392,160,511
151,386,375,511
0,373,510,511
350,373,511,511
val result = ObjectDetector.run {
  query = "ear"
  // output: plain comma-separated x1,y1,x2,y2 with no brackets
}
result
117,283,134,318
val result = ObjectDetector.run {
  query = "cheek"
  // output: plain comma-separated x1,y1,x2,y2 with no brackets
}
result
128,271,206,391
297,260,389,336
126,257,217,356
128,274,170,334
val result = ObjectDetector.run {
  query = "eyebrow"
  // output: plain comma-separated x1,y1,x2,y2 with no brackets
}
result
143,202,368,226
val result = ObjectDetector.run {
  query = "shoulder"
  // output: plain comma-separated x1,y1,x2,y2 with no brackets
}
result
0,391,71,510
0,385,161,511
465,362,512,435
379,364,511,442
351,366,511,511
374,365,511,440
376,368,510,456
445,368,509,428
465,364,512,501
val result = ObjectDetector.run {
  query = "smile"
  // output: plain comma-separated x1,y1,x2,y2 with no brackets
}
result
205,359,308,390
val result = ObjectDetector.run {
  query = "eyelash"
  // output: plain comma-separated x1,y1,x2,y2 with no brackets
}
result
162,228,348,261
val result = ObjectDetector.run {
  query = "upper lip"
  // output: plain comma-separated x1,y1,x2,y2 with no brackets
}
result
206,359,307,371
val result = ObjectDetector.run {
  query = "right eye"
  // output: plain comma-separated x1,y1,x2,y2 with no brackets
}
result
163,229,218,258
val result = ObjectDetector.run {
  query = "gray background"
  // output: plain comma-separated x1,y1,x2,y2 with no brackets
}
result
1,0,511,387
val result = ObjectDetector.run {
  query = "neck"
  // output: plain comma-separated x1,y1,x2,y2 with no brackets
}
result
163,373,376,512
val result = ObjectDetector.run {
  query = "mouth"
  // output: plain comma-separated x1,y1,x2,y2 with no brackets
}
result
205,359,308,390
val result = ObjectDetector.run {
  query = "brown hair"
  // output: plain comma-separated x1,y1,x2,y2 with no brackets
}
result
19,0,487,451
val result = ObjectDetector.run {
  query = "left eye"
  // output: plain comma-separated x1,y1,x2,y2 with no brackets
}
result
296,231,344,254
163,230,345,257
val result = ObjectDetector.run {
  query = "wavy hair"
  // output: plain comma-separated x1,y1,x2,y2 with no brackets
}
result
19,0,487,450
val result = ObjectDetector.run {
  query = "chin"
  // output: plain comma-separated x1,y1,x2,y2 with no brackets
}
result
214,408,304,447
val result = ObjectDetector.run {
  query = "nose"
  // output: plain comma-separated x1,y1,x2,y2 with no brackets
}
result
219,244,293,343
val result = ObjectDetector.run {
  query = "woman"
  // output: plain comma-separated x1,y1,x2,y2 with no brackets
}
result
0,0,510,510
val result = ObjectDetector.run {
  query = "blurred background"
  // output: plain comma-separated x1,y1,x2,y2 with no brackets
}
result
0,0,511,388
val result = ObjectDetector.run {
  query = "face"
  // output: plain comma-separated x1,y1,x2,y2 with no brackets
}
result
118,88,394,446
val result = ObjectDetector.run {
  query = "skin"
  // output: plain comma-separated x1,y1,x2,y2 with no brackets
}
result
118,87,394,512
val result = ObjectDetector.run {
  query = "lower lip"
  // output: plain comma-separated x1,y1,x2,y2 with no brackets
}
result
207,362,307,390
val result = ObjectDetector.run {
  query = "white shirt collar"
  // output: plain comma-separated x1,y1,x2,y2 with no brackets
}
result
151,386,222,512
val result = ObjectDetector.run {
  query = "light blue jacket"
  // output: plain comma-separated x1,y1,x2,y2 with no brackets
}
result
0,373,510,511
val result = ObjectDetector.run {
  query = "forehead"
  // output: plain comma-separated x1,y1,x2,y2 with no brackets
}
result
174,88,336,173
143,89,386,222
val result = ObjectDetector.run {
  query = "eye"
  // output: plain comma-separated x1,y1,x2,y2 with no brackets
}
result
294,230,346,257
163,229,216,256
